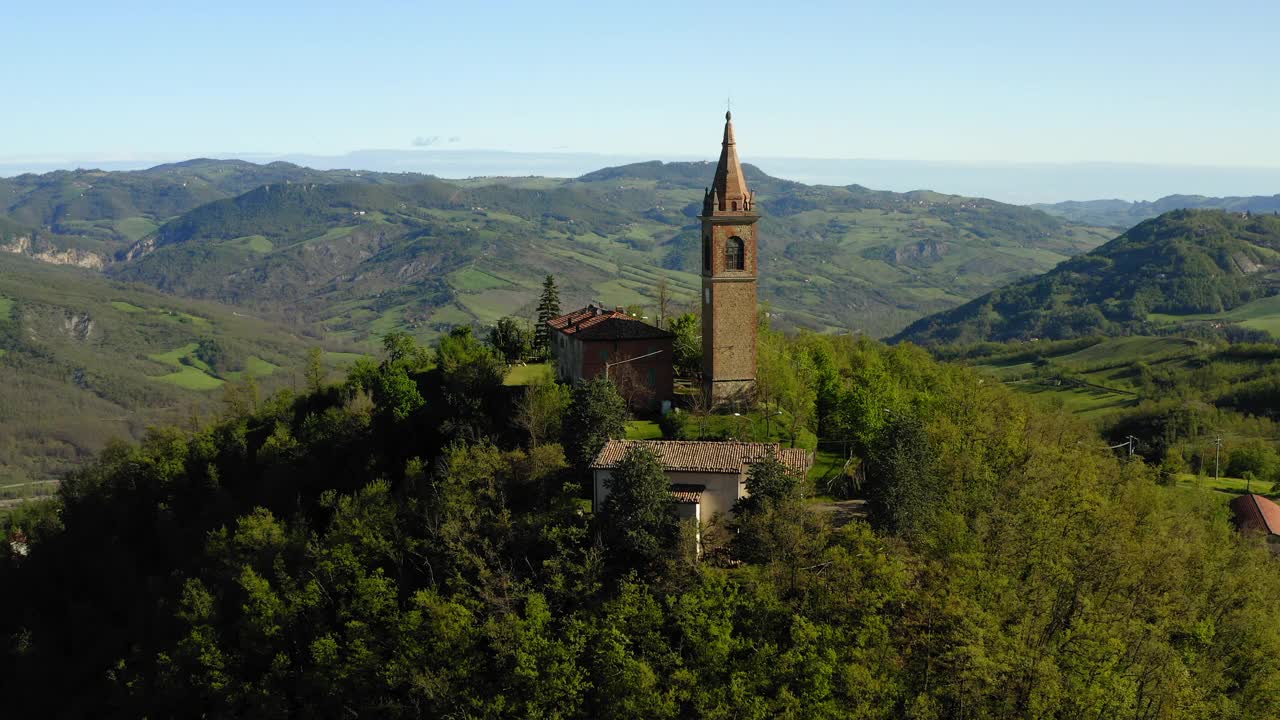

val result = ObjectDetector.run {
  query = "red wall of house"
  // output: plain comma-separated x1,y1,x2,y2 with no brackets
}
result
576,336,674,410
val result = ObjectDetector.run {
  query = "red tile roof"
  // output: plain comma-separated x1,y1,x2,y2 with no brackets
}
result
670,484,705,504
548,305,629,333
548,305,673,341
591,440,813,477
1230,493,1280,536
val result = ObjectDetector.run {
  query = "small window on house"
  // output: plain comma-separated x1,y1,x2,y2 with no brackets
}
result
599,350,609,363
647,368,656,387
702,235,711,272
725,236,745,271
731,201,738,211
704,288,710,304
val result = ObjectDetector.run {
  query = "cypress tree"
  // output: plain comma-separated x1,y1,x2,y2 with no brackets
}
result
534,274,561,359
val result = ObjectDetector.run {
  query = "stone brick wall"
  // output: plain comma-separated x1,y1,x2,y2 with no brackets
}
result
701,215,759,406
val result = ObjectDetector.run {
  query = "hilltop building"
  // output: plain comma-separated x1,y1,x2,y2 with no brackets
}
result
548,303,674,410
590,439,813,525
700,111,760,407
1229,493,1280,553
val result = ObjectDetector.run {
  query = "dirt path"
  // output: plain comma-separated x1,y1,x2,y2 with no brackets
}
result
807,498,869,527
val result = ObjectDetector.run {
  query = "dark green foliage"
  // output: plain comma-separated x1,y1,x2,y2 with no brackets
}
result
193,337,225,373
731,457,824,572
865,412,941,535
1226,442,1280,483
488,316,532,362
562,376,628,472
422,327,510,450
5,331,1280,717
897,210,1280,344
534,275,561,359
600,446,680,574
735,456,803,515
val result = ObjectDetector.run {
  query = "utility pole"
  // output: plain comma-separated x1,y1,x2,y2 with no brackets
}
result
1214,436,1223,482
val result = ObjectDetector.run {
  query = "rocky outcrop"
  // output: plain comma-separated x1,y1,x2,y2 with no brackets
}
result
886,239,950,265
2,235,106,270
62,312,95,342
123,235,157,261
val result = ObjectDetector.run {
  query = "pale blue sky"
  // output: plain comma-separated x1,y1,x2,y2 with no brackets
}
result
5,0,1280,168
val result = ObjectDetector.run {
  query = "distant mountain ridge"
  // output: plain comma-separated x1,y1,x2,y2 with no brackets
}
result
1035,194,1280,228
893,209,1280,345
2,157,1114,339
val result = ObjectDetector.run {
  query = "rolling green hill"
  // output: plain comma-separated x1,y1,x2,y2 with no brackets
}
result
944,334,1280,487
1035,194,1280,228
0,252,363,483
894,210,1280,345
8,158,1112,340
0,159,435,251
0,158,1122,480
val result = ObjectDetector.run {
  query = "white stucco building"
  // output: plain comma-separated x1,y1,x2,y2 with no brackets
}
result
590,440,813,525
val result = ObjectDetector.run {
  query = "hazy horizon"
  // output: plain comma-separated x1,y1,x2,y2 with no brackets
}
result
4,148,1279,205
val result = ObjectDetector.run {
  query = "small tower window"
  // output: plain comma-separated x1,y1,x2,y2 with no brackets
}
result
731,201,738,211
703,235,711,272
725,236,745,271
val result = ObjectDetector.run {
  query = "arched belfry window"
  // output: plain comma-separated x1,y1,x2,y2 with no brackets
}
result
725,236,745,271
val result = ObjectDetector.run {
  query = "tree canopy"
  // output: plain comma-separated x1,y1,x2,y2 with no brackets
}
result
4,330,1280,719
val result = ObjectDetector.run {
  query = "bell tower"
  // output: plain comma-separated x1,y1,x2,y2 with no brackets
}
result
700,111,758,407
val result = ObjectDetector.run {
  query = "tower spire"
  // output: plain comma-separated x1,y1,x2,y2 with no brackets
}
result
710,110,751,213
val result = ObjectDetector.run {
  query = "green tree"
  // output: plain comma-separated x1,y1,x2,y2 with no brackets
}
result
866,412,940,536
517,380,571,448
488,316,532,363
1158,446,1187,486
434,327,507,443
732,456,827,577
600,445,679,573
533,275,561,359
735,455,803,515
383,330,432,371
194,337,225,374
304,346,325,392
668,312,701,378
1227,441,1279,483
563,376,628,472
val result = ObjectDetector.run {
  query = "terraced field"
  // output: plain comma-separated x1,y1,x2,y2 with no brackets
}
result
972,336,1207,418
1149,294,1280,338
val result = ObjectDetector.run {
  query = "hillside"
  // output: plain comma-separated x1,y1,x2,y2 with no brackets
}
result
0,160,434,253
0,157,1115,339
6,328,1280,717
1035,193,1280,228
0,253,361,482
893,209,1280,345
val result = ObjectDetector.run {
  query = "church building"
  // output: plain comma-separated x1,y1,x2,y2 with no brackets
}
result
700,111,759,407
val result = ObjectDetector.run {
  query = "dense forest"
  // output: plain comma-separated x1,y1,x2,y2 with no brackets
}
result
4,326,1280,719
895,210,1280,345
